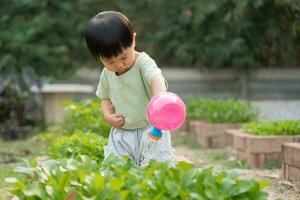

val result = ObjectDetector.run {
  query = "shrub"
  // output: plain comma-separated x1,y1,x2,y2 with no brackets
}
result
1,0,299,78
0,67,42,140
61,99,110,138
1,0,100,78
47,132,107,164
244,120,300,135
187,98,259,123
6,154,269,200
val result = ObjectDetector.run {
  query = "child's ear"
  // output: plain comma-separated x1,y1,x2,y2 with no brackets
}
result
133,32,136,47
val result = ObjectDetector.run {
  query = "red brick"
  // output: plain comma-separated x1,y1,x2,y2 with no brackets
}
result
198,137,210,148
177,120,190,133
189,121,242,148
190,120,202,137
211,136,224,148
229,130,300,168
248,153,266,168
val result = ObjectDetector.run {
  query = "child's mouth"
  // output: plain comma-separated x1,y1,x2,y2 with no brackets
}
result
117,68,127,73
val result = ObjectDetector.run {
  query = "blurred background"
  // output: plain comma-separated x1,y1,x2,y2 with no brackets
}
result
0,2,300,199
1,0,300,138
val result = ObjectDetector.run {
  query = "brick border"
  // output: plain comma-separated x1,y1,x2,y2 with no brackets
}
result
190,120,242,148
282,143,300,183
225,129,300,168
177,120,190,133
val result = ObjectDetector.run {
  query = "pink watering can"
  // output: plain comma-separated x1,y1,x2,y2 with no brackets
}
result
146,92,186,141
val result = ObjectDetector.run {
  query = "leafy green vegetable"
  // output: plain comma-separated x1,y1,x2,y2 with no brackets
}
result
61,99,111,137
47,132,107,164
187,98,259,123
244,120,300,135
6,155,269,200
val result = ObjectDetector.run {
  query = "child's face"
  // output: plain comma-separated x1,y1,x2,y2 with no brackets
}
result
100,44,136,75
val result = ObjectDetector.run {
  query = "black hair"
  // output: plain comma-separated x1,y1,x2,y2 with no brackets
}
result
85,11,134,59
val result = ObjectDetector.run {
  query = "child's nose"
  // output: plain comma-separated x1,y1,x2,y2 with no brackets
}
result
115,62,124,68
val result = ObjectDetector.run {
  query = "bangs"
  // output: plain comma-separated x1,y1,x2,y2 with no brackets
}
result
85,11,133,59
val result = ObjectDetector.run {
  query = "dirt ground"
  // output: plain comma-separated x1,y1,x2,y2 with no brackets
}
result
173,131,300,200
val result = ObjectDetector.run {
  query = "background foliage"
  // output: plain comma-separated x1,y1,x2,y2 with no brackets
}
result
187,98,259,123
1,0,299,79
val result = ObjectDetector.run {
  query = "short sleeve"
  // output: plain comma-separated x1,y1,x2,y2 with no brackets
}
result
139,54,168,89
95,71,110,100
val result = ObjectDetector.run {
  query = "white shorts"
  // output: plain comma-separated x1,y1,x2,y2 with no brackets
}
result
103,126,176,166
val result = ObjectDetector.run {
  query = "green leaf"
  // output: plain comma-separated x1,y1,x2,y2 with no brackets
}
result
58,173,72,192
165,181,179,198
109,178,125,191
259,181,270,189
180,170,197,187
233,180,255,196
93,173,105,190
66,159,79,170
177,161,194,171
42,159,59,177
5,177,19,183
24,182,45,198
121,190,130,199
13,166,35,177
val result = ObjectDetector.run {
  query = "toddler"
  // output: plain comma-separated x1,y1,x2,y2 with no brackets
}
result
85,11,175,166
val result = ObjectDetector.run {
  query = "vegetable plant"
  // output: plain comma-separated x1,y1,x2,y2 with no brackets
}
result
61,99,110,138
244,120,300,135
187,98,259,123
6,155,269,200
47,132,107,164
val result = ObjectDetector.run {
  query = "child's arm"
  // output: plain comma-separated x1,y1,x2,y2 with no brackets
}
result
151,74,167,96
101,100,125,128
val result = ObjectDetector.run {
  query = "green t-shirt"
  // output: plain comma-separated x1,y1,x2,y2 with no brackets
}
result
96,52,167,130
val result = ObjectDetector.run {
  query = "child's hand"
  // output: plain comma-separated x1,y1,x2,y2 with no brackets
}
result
104,113,126,128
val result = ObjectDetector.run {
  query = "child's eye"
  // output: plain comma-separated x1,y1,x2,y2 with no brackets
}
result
121,57,127,60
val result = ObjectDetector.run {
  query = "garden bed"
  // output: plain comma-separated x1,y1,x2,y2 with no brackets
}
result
187,98,258,148
282,143,300,183
225,129,300,168
190,120,242,148
173,120,190,138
